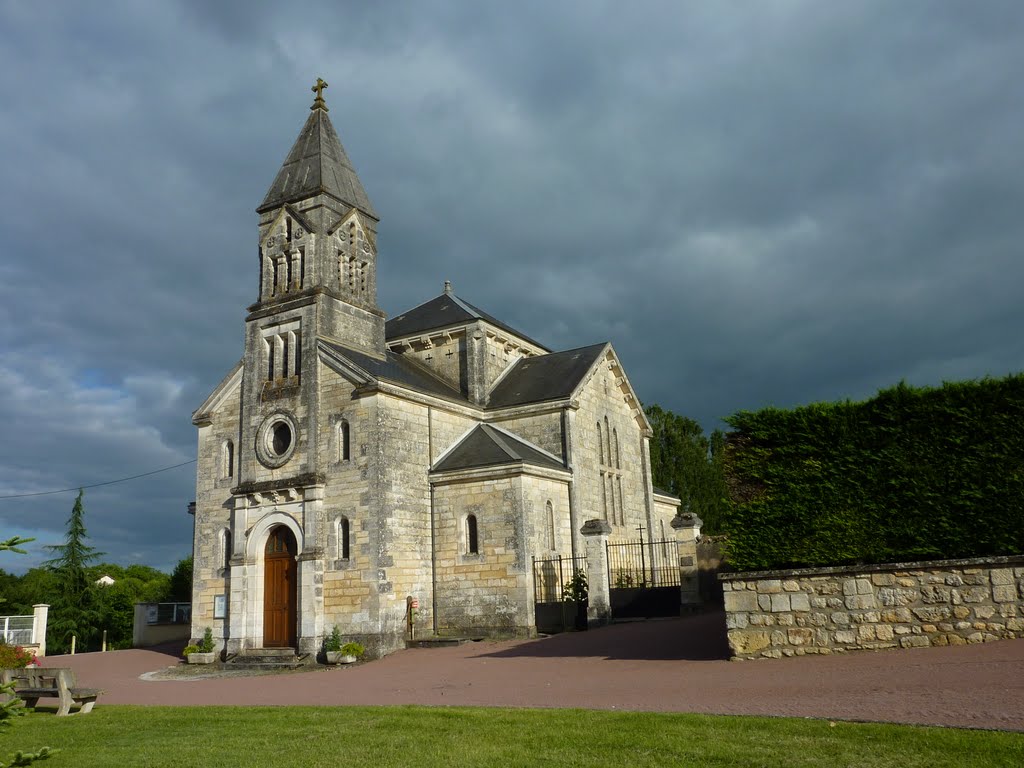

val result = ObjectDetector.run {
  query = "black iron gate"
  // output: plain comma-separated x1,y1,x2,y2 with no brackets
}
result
532,555,587,633
607,537,680,618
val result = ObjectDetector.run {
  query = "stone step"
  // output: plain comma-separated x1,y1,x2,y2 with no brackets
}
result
406,636,482,648
225,649,309,669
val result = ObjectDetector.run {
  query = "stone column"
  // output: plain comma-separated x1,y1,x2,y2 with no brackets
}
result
32,604,49,657
298,484,326,654
580,519,612,627
671,511,703,610
226,495,249,655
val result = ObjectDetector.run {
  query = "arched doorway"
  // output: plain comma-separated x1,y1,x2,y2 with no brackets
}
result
263,526,297,648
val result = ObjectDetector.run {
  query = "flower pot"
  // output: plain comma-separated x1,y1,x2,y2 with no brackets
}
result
325,651,358,665
187,652,216,664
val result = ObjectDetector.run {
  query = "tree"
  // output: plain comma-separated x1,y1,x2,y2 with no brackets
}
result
89,562,171,649
0,536,54,766
42,490,103,654
644,404,728,533
167,555,193,602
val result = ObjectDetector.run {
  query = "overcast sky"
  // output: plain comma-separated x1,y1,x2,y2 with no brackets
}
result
1,1,1022,575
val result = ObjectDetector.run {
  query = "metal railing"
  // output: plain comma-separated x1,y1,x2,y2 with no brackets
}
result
0,615,34,645
607,538,681,589
143,602,192,625
532,555,587,603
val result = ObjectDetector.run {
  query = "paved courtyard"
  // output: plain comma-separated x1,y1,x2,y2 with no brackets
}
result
44,611,1024,730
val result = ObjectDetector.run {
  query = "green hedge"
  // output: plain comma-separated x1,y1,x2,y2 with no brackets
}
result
722,376,1024,571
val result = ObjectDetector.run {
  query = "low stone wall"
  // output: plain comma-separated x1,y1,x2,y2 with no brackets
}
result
721,555,1024,660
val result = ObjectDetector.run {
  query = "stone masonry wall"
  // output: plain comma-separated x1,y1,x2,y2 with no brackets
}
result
432,475,532,635
573,351,658,543
722,555,1024,659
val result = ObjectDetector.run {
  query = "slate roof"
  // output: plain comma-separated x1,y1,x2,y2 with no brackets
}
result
386,291,549,352
487,343,608,409
258,104,377,218
432,424,566,473
319,341,466,403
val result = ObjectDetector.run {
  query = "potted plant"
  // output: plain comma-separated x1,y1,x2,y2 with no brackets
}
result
323,625,344,664
562,571,589,631
337,641,365,664
186,628,217,664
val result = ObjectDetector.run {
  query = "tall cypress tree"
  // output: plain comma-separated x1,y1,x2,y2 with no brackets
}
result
644,404,727,533
43,490,103,653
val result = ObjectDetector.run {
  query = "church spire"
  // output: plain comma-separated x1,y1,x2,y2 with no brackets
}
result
257,79,377,218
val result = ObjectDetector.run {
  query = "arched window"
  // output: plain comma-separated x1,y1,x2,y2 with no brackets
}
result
601,474,609,522
466,514,479,555
613,428,620,469
597,422,604,464
221,528,232,570
339,420,351,462
223,440,234,479
339,517,350,560
546,501,556,551
616,476,625,526
604,416,611,464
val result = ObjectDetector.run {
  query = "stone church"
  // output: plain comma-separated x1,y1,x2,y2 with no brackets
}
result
190,82,680,658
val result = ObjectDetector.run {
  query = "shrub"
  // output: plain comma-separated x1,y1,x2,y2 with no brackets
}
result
723,376,1024,571
323,626,342,653
339,642,364,659
562,571,588,602
181,645,200,658
0,644,35,669
198,628,214,654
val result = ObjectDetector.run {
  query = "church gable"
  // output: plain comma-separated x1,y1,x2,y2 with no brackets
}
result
431,423,565,474
192,361,243,426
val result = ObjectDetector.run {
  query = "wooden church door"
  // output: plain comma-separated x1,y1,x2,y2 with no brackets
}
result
263,526,297,648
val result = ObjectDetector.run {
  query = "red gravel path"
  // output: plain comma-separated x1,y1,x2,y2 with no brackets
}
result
43,611,1024,731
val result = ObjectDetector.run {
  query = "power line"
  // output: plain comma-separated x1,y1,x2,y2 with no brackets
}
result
0,459,197,500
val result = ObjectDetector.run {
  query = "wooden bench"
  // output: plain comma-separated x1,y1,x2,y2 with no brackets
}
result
1,667,102,716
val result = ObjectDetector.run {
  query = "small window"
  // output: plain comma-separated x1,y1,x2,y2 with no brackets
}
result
223,440,234,479
466,514,479,555
597,422,604,464
604,416,611,464
613,428,620,469
340,420,351,462
222,529,232,570
339,517,350,560
601,473,609,522
546,501,555,551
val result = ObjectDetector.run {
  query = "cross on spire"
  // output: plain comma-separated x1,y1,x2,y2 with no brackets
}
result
311,77,329,111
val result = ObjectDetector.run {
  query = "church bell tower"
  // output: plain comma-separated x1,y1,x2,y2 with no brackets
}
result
236,78,384,491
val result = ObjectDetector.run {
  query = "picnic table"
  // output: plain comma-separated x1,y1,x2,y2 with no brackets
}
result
2,667,102,716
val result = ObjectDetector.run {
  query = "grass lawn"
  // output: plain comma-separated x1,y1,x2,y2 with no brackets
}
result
6,706,1023,768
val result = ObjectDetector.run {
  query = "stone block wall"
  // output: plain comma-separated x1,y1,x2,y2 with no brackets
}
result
721,555,1024,659
432,475,532,635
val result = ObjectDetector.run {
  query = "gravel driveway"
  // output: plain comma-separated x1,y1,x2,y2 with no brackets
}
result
43,610,1024,731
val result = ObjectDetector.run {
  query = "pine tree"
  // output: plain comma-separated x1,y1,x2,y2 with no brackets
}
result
43,490,103,654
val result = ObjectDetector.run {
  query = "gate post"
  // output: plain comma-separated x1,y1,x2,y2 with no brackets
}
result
32,604,49,657
580,519,612,627
671,511,703,610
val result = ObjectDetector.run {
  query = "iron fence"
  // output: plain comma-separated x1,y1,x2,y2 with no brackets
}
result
532,555,587,603
606,538,681,589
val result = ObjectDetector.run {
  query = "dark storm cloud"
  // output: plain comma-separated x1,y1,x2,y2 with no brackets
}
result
1,0,1022,572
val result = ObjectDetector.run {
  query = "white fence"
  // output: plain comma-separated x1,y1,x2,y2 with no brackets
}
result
0,605,48,655
1,615,34,645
